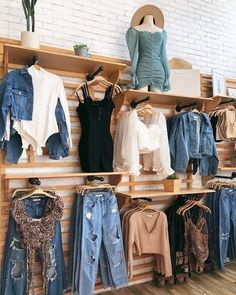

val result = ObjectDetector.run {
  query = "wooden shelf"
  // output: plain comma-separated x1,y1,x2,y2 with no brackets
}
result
4,171,127,180
218,167,236,171
4,44,127,82
117,188,215,199
113,89,215,114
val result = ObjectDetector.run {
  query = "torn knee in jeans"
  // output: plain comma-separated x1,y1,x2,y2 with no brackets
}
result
88,231,98,242
48,245,57,281
86,255,96,264
112,251,123,268
220,232,230,240
86,211,93,220
10,239,26,281
108,224,120,244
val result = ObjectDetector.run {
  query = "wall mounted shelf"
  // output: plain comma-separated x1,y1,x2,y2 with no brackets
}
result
218,167,236,171
4,171,127,180
113,89,215,115
3,44,127,82
117,188,215,199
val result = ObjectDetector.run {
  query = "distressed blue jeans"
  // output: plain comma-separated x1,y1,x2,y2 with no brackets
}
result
71,191,128,295
218,187,236,270
0,196,67,295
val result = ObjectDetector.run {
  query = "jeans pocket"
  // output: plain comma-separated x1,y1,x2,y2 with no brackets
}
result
10,243,26,280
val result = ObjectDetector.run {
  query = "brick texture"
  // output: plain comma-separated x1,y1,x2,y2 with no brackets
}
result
1,0,236,76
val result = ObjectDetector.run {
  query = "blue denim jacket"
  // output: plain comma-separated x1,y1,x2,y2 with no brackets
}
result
169,112,219,176
0,67,69,163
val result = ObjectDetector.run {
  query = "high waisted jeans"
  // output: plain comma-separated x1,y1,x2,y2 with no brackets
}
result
71,191,128,295
0,196,67,295
206,188,236,270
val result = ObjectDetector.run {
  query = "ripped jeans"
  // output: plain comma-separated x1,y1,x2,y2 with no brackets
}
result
0,197,67,295
71,191,128,295
218,187,236,270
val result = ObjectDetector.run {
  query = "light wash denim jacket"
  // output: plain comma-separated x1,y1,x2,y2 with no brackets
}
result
169,112,219,176
0,67,69,163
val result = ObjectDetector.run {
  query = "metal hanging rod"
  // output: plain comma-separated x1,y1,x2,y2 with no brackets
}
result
175,102,197,112
214,172,236,179
130,96,150,109
86,66,104,81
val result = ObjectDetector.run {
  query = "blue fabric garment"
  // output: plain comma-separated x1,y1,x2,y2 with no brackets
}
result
70,191,128,295
218,187,236,270
205,188,236,270
0,195,67,295
125,27,170,91
0,67,70,163
168,112,219,176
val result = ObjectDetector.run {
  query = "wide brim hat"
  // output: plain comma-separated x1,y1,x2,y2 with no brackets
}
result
130,5,164,28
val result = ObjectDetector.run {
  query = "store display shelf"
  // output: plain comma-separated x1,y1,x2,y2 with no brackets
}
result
4,44,127,82
4,171,128,180
113,89,215,114
117,188,215,199
218,167,236,171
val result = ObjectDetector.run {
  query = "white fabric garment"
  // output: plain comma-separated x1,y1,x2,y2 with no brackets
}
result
113,109,174,178
13,66,72,154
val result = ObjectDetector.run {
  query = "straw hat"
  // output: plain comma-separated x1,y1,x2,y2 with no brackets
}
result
169,58,193,69
130,5,164,28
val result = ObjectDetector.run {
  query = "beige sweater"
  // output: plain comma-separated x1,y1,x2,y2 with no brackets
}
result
128,210,172,278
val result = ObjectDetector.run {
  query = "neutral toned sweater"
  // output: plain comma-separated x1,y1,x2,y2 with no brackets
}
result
127,210,172,278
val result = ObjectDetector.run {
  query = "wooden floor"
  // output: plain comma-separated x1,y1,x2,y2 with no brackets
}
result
101,263,236,295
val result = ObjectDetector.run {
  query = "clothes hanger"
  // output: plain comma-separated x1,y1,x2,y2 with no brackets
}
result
14,186,57,200
136,103,156,118
74,76,121,99
178,200,211,216
138,203,160,213
76,183,117,195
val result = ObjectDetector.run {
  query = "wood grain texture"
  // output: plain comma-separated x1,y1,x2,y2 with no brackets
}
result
100,263,236,295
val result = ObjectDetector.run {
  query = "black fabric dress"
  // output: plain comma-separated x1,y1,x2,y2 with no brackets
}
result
76,83,114,172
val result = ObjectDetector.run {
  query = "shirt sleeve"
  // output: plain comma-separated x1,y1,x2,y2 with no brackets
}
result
0,79,12,141
160,30,171,92
125,28,139,88
121,111,141,176
57,77,72,148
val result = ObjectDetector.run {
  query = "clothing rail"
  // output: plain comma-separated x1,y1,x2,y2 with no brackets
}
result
175,102,197,112
130,96,150,108
214,172,236,179
86,65,104,81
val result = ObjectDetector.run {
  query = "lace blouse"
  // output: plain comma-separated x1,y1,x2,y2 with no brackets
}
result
113,109,174,178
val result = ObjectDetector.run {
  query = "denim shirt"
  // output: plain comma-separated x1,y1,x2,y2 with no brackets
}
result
0,67,70,163
169,112,219,176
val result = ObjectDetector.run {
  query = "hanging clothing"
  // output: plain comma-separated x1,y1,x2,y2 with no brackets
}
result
205,187,236,270
126,27,170,91
1,192,66,295
70,190,128,295
0,66,71,163
12,66,72,154
184,210,209,274
122,208,172,278
77,83,114,172
168,111,219,176
113,109,174,178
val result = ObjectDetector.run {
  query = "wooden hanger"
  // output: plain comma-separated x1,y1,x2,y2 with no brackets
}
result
136,103,156,118
139,203,160,213
13,186,57,200
177,199,211,216
75,76,122,99
76,183,117,195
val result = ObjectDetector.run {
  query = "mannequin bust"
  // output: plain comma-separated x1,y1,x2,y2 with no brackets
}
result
134,15,162,33
134,15,163,92
126,6,170,93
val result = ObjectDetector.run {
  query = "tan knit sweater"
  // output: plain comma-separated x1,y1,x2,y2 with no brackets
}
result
127,210,172,278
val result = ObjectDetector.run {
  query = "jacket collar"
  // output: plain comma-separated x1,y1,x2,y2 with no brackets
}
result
21,66,29,75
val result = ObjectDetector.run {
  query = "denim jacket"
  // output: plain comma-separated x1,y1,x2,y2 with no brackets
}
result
0,67,70,163
169,112,219,176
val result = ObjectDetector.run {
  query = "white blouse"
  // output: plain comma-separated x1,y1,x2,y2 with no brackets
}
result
113,109,174,178
13,66,72,154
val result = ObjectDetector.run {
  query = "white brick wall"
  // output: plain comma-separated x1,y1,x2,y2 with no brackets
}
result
1,0,236,77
